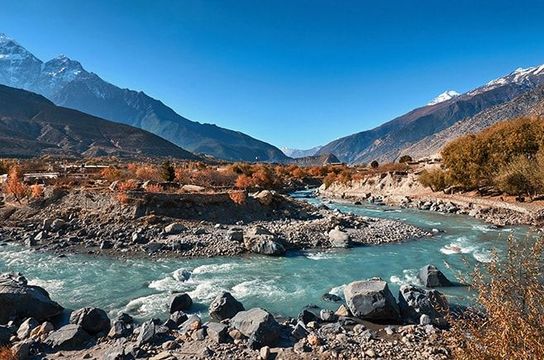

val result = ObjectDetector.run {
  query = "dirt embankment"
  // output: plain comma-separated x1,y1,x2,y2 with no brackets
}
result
319,171,544,226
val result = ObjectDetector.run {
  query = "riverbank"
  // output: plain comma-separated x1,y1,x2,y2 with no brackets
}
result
1,270,453,360
0,187,428,259
318,172,544,226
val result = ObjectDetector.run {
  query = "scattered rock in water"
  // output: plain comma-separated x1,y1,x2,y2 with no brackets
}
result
45,324,93,351
418,264,453,287
70,307,111,335
0,273,64,323
322,293,342,302
344,279,400,322
169,293,193,313
209,291,245,321
230,308,281,349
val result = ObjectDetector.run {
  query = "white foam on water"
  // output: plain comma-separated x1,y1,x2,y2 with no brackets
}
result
440,236,476,255
28,278,65,293
124,293,166,318
231,278,303,302
472,224,494,233
473,249,493,263
192,263,240,275
329,284,346,298
172,268,191,282
304,251,334,261
390,269,420,286
188,280,225,301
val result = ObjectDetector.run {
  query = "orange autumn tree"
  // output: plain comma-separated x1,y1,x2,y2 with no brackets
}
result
5,165,28,203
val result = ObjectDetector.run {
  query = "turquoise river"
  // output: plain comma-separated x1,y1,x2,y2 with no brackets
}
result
0,190,532,321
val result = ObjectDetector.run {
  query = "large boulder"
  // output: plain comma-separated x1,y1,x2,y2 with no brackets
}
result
418,264,453,287
69,307,110,335
328,227,352,248
244,227,285,256
169,293,193,313
164,223,186,235
398,284,449,325
209,292,245,321
45,324,93,351
206,322,230,343
230,308,281,348
0,273,63,323
343,279,400,322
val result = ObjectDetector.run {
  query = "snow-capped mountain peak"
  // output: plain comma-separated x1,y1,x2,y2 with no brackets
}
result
427,90,460,106
469,63,544,96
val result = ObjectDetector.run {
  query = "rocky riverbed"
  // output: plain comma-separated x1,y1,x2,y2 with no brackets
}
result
0,265,457,360
0,187,428,259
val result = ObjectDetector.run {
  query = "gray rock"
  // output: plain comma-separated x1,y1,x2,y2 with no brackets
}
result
320,309,337,322
206,322,229,343
179,315,201,334
191,328,207,341
420,314,431,325
69,307,110,334
108,320,132,339
45,324,93,351
164,223,186,235
226,228,244,242
209,292,245,321
291,321,309,340
398,284,449,324
0,273,64,323
50,219,66,232
11,339,35,360
244,227,285,255
328,227,352,248
170,311,188,326
418,264,453,287
137,320,156,345
230,308,280,348
254,190,274,206
17,317,38,340
169,293,193,313
344,279,400,322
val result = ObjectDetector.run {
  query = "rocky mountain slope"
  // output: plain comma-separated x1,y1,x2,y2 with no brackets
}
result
0,84,199,159
404,84,544,158
281,146,323,158
318,65,544,164
0,33,288,162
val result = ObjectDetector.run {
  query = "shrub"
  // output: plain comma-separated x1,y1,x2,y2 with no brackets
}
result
398,155,413,163
370,160,379,169
235,174,254,189
116,192,129,204
100,166,123,181
494,155,542,197
117,180,139,192
418,168,451,192
448,236,544,359
145,184,163,193
323,173,337,188
0,346,16,360
161,161,175,182
30,184,44,199
229,191,247,205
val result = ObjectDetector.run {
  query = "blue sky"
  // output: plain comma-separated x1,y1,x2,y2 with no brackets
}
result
1,0,544,149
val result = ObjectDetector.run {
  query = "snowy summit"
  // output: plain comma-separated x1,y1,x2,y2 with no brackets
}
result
427,90,460,106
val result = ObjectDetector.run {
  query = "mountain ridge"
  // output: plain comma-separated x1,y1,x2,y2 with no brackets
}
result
0,84,199,159
0,33,289,162
317,64,544,164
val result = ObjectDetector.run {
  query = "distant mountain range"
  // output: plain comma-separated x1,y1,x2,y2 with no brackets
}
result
318,64,544,164
0,33,288,163
281,146,323,158
0,84,198,159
